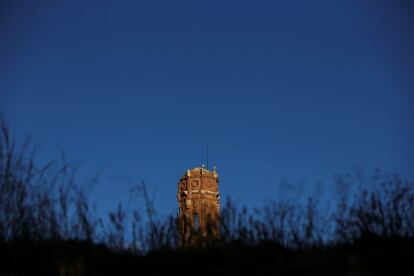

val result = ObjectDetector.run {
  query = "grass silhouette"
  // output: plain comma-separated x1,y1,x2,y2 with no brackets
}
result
1,120,413,275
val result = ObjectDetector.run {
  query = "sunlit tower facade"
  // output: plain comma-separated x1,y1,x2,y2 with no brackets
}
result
177,166,220,246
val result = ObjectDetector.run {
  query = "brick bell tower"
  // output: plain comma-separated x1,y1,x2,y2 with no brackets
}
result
177,165,220,245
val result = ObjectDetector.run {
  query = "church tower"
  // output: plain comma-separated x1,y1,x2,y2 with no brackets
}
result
177,165,220,245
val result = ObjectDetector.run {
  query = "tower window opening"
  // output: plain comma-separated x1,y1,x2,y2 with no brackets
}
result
183,214,188,234
207,214,212,224
194,213,199,231
206,214,212,232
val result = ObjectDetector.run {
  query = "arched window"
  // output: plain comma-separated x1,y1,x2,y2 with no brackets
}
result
207,214,212,224
206,213,212,232
193,213,199,231
182,214,188,234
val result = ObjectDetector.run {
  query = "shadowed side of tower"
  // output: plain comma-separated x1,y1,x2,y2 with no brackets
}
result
177,166,220,247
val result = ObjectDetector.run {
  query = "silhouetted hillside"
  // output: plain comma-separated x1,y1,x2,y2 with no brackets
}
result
1,234,413,275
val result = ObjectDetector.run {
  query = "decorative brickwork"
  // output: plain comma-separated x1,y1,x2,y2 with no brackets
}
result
177,166,220,246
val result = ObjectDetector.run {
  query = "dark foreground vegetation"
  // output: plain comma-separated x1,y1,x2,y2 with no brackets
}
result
1,121,413,275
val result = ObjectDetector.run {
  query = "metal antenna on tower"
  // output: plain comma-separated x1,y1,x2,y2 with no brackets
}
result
206,136,209,170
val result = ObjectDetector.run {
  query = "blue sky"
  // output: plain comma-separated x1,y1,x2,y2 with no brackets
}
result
1,0,413,216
